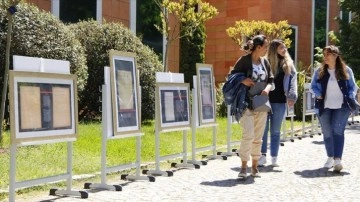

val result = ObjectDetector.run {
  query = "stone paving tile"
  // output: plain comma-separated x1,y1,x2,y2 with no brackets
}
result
10,117,360,202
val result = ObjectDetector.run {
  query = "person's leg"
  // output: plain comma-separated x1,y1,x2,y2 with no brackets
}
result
269,103,286,157
251,110,268,175
239,109,254,161
238,109,254,178
261,113,270,154
331,106,350,159
259,113,270,166
318,108,334,157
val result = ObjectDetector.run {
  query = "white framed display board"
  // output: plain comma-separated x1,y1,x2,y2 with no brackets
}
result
196,63,216,125
155,82,191,131
286,104,296,117
304,83,315,115
109,50,141,136
9,71,78,144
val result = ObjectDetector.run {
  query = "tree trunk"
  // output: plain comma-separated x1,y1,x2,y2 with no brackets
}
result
0,9,16,143
164,38,171,72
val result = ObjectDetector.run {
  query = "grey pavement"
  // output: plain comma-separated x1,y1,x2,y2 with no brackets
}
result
13,116,360,201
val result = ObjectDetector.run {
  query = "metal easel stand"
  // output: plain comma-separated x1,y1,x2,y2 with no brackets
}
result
280,115,295,146
217,105,240,157
142,127,198,177
84,70,154,192
187,88,225,167
348,110,360,125
9,140,88,202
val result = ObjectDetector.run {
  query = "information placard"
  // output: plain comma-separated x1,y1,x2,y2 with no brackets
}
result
156,83,190,131
304,83,315,114
196,63,216,125
109,50,141,135
9,71,78,144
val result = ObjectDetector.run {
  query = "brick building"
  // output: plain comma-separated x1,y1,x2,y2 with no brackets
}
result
25,0,344,83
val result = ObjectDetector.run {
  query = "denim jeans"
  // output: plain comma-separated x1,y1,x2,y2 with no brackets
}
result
318,106,350,159
261,103,286,157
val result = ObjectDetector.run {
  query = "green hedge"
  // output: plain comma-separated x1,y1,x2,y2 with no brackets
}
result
0,2,88,93
69,20,163,121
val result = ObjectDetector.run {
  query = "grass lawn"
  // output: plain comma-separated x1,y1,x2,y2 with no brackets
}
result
0,116,307,194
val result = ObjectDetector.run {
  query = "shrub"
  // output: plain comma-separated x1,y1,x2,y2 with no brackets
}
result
216,83,227,117
0,2,88,93
69,20,163,121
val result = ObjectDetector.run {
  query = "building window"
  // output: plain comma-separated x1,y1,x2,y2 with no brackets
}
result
52,0,102,23
288,25,298,67
312,0,328,65
60,0,96,23
340,10,352,23
314,0,327,49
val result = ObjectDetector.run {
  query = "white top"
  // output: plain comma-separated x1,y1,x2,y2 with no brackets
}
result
324,69,343,109
252,63,266,82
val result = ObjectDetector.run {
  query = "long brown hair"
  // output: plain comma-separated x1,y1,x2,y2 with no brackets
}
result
318,45,349,80
266,39,293,75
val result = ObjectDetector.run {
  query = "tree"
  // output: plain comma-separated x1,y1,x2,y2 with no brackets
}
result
332,0,360,80
179,22,205,88
0,0,21,141
226,20,292,49
154,0,218,72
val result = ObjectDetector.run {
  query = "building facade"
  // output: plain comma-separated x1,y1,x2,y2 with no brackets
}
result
25,0,342,83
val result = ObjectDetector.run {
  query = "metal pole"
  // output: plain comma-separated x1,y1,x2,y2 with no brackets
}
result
9,144,17,202
227,105,232,153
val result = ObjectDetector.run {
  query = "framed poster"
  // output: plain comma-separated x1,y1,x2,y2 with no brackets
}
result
9,71,78,144
156,83,191,131
304,83,315,114
196,63,216,125
286,104,295,117
109,50,141,135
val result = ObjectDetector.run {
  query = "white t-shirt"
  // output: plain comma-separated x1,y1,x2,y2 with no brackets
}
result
324,69,343,109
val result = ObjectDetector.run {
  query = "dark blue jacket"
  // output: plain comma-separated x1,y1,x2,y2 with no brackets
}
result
222,72,248,122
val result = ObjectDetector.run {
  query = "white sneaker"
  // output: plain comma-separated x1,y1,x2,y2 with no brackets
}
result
258,155,266,166
271,156,279,167
333,159,343,172
324,157,334,169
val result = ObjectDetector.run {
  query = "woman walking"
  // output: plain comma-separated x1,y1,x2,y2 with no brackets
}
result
310,45,359,172
231,35,274,179
259,39,298,167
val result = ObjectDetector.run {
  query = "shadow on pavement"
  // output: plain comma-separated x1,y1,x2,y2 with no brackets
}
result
294,168,350,178
200,177,255,187
311,140,324,145
258,165,283,173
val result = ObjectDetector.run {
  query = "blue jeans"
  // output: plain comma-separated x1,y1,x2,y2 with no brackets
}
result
317,106,350,159
261,103,286,157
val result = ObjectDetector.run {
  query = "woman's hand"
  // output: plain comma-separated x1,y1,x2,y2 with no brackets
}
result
261,89,269,96
241,78,254,87
287,100,295,107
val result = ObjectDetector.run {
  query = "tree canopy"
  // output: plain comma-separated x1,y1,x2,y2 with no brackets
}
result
154,0,218,71
226,20,292,50
333,0,360,80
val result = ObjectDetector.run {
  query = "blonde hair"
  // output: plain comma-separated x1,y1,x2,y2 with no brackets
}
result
266,39,293,75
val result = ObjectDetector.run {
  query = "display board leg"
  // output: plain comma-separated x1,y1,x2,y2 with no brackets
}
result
172,130,199,169
50,142,88,198
189,123,207,167
142,130,174,177
202,125,226,160
218,105,238,157
121,136,155,182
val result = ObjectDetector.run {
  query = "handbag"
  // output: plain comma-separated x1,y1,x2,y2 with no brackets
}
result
251,95,271,112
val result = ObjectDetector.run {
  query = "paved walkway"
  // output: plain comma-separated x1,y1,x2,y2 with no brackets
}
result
13,117,360,201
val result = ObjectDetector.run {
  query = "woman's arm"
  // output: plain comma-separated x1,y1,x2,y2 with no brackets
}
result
310,68,322,98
